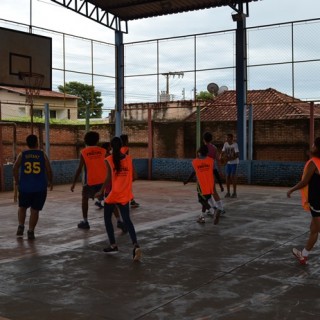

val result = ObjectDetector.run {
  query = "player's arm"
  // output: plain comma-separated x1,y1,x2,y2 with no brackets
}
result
183,171,195,185
71,155,84,192
12,153,22,186
287,161,316,197
44,153,53,190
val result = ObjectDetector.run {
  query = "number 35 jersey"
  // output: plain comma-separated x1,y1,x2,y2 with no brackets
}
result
19,150,47,193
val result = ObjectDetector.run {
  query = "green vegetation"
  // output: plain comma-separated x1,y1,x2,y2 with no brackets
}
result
58,81,104,119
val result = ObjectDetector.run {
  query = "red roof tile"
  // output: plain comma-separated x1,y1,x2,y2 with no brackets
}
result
186,88,320,121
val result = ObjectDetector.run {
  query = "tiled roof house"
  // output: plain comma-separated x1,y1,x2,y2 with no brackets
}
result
185,88,320,121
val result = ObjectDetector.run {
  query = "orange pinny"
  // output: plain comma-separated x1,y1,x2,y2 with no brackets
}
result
105,154,134,205
121,146,129,155
300,157,320,211
192,157,214,195
81,146,107,186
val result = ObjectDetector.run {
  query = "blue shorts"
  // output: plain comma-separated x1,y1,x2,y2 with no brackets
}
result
19,190,47,211
225,163,238,176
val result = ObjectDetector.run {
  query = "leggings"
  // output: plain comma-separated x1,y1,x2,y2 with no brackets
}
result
104,202,138,245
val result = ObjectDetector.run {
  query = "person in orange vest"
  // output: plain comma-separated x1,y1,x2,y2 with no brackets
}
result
287,137,320,265
120,134,140,208
71,131,107,229
95,136,141,261
184,144,222,225
94,141,128,234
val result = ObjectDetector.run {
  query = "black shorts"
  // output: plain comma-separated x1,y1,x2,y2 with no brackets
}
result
82,184,103,200
19,190,47,211
310,207,320,218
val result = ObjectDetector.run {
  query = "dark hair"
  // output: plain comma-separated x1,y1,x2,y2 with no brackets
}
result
312,137,320,158
203,131,212,143
26,134,38,148
111,136,123,172
198,144,208,157
84,131,100,146
227,133,233,139
120,134,128,147
101,142,111,150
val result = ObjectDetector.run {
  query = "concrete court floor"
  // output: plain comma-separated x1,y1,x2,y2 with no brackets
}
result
0,180,319,320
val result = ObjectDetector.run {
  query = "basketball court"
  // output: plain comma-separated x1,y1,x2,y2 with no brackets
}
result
0,181,318,319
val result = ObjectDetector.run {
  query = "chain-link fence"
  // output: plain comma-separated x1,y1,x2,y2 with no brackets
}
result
1,17,319,116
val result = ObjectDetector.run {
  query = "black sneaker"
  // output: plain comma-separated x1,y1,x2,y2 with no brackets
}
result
103,246,119,254
16,225,24,238
78,221,90,229
94,201,103,209
117,220,128,233
133,246,142,261
27,230,35,240
130,200,140,208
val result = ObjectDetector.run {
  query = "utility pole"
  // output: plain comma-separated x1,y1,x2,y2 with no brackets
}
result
161,71,184,97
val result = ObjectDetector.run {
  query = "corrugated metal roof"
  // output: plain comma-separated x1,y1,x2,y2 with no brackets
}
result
186,88,320,121
88,0,260,21
0,86,78,99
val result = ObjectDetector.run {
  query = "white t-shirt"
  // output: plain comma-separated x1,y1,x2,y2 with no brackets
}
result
222,142,239,164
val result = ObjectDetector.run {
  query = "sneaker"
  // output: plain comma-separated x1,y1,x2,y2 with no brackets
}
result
213,209,221,225
27,230,35,240
292,248,308,265
77,221,90,229
16,225,24,238
133,246,142,261
225,192,231,198
130,200,140,208
117,220,128,233
231,193,237,198
220,209,226,215
103,246,119,254
197,216,205,224
94,201,103,209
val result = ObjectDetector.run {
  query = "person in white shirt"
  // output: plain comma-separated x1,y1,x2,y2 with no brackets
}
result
221,133,239,198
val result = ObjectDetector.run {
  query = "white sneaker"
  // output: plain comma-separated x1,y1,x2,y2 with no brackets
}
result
292,248,308,265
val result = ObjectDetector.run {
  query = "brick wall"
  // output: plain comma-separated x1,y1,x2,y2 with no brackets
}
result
0,118,319,165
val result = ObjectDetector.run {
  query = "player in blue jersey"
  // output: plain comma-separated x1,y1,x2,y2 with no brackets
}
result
13,134,53,240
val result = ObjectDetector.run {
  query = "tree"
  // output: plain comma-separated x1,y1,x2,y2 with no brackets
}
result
58,81,103,119
196,90,214,101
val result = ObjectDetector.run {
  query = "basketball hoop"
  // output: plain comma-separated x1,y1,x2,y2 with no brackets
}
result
19,72,45,134
19,72,44,105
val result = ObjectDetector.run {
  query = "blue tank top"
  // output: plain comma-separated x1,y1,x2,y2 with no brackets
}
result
19,150,47,193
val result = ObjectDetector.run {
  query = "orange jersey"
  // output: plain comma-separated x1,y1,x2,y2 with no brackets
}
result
105,154,134,205
192,157,214,195
301,157,320,211
121,146,129,155
81,146,107,186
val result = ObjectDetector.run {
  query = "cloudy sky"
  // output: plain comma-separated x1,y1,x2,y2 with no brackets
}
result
1,0,319,42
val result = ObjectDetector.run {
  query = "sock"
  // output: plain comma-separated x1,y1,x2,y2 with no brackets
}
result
216,200,223,210
302,248,309,257
84,218,88,223
19,224,24,227
208,197,216,209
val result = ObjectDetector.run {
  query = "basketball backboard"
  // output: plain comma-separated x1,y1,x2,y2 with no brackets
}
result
0,27,52,90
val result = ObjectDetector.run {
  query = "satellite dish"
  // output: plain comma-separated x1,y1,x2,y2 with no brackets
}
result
207,83,219,95
218,85,228,95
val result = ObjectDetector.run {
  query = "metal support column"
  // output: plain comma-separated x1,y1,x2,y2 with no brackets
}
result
115,30,124,137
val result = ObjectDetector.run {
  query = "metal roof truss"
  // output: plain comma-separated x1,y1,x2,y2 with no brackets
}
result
50,0,128,33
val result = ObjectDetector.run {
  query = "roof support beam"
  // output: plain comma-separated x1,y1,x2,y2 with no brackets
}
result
50,0,128,33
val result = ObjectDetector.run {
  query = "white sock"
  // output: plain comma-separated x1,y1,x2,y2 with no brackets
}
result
302,248,309,257
216,200,223,210
208,197,216,208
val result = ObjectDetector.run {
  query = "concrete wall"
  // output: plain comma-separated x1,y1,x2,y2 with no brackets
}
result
2,158,304,191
